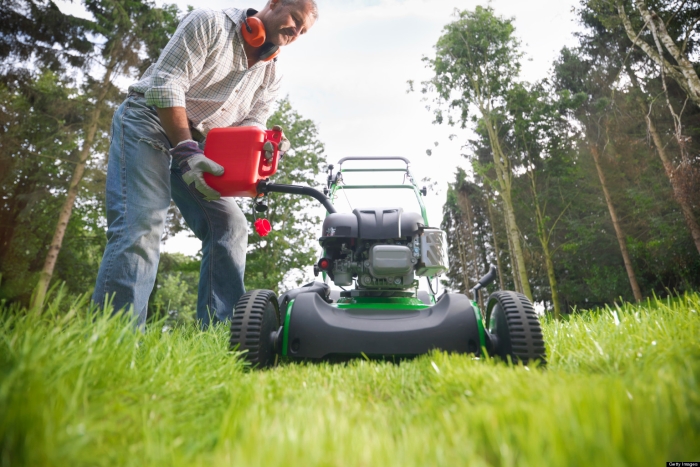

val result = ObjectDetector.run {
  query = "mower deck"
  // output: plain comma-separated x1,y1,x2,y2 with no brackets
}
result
282,293,484,359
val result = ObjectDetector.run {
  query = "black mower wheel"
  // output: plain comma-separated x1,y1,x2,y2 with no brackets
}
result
230,289,280,368
485,291,547,365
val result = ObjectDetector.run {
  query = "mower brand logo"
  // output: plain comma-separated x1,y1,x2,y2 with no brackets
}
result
326,227,336,237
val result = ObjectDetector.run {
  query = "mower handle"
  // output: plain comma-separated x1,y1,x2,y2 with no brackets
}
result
337,156,410,167
257,180,337,214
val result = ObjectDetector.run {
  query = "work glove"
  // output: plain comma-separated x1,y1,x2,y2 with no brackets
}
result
171,140,224,201
263,125,291,161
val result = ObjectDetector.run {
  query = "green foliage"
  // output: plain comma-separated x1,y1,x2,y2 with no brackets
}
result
243,97,327,292
441,168,508,298
421,6,521,126
0,0,93,74
0,71,106,302
429,4,700,312
147,253,200,322
0,0,183,306
1,292,698,466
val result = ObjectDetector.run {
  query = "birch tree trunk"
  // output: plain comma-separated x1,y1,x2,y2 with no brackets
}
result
616,0,700,108
589,145,643,302
626,66,700,254
528,172,563,319
642,19,700,255
482,116,532,300
32,63,115,310
644,114,700,254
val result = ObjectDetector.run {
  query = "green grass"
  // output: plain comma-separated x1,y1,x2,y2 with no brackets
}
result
1,291,699,466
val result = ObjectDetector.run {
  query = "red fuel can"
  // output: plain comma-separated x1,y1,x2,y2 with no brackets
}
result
203,126,282,197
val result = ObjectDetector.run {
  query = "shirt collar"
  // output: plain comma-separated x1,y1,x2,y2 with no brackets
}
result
224,7,247,26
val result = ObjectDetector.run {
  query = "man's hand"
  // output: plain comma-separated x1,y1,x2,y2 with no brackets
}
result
263,125,292,161
171,140,224,201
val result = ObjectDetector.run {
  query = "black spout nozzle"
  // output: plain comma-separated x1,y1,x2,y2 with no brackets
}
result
257,180,336,214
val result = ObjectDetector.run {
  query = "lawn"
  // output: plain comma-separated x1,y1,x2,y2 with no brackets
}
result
1,291,699,466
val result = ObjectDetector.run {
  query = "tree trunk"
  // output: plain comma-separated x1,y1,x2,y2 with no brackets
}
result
482,116,532,300
456,224,470,292
637,0,700,106
644,114,700,254
458,190,484,309
589,145,643,302
616,0,700,109
529,173,563,319
542,242,561,318
484,193,505,290
504,216,521,294
640,18,700,255
31,65,114,310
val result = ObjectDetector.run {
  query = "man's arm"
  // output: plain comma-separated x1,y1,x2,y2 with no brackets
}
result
156,106,192,147
163,106,224,201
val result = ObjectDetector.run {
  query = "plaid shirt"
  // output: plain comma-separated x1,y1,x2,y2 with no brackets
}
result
130,8,280,135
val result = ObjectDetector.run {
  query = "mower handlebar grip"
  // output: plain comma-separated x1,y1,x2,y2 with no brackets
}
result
478,264,498,288
470,264,498,300
337,156,410,167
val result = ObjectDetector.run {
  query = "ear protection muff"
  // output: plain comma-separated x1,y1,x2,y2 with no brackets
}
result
242,9,280,62
258,43,280,62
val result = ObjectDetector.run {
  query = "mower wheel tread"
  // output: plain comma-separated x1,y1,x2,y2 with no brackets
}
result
486,291,546,365
230,289,280,368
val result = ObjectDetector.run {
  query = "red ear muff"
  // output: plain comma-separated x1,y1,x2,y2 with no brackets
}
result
259,43,280,61
242,16,266,48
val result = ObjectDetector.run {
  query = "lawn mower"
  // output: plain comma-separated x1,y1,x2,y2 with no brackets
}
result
202,130,546,368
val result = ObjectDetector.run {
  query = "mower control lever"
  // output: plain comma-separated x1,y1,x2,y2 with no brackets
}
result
469,264,498,301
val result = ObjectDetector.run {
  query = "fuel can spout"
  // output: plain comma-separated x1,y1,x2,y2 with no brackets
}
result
257,180,337,214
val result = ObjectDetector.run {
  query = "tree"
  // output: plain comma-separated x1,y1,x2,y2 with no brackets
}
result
584,0,700,255
1,0,94,302
504,82,582,318
0,0,92,77
553,46,645,302
613,0,700,108
31,0,180,309
242,97,327,292
0,72,101,301
418,6,533,300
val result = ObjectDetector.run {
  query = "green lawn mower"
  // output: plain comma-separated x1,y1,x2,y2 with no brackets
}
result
229,156,546,368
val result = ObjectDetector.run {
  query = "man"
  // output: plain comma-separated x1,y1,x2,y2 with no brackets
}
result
93,0,318,328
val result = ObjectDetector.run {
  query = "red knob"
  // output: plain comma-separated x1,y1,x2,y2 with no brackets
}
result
254,218,271,237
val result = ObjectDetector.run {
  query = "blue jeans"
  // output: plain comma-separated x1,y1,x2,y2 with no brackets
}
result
93,95,248,328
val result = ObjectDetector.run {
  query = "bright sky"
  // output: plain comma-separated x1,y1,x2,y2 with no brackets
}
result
57,0,582,257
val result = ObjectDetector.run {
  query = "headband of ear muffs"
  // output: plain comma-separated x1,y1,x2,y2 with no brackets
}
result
241,8,281,62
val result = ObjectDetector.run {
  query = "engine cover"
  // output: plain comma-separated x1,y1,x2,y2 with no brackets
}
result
353,208,402,239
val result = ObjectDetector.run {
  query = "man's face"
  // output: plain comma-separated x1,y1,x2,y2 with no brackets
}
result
263,1,316,47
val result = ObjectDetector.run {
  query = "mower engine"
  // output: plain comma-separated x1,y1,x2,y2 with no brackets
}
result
317,207,448,291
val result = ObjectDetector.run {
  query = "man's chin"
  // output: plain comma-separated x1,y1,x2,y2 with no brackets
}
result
270,34,291,47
